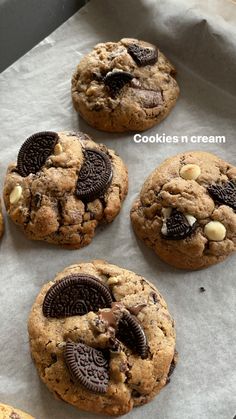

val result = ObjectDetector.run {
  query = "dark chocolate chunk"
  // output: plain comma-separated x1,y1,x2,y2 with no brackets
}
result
76,148,112,202
103,70,133,96
17,131,58,177
127,43,158,66
43,274,113,318
163,209,197,240
65,340,109,393
132,89,163,108
116,312,148,359
208,180,236,210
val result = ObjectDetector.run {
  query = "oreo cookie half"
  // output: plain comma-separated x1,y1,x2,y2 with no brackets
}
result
116,312,148,359
76,148,112,202
17,131,58,177
65,340,109,393
42,274,113,318
208,180,236,210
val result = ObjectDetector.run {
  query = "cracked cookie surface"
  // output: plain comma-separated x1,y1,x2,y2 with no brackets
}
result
0,403,34,419
3,132,128,248
28,260,176,416
131,151,236,270
71,38,179,132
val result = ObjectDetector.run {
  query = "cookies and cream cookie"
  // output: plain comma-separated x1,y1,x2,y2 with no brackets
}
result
72,38,179,132
131,151,236,270
3,131,128,248
28,260,176,416
0,403,34,419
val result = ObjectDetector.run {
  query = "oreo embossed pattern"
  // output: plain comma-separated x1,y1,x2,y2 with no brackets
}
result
28,261,176,416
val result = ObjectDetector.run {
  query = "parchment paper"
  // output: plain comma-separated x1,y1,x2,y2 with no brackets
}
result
0,1,236,418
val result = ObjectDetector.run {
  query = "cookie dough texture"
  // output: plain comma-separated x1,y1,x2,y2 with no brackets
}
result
0,403,34,419
131,151,236,270
0,199,4,238
3,132,128,248
28,260,176,416
72,38,179,132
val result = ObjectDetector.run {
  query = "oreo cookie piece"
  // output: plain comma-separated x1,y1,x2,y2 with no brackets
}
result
17,131,58,177
103,70,133,96
76,148,112,202
42,274,113,318
127,44,158,66
116,312,148,359
65,340,109,393
162,209,197,240
208,180,236,210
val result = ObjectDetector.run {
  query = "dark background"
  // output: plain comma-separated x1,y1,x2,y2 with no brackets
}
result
0,0,86,72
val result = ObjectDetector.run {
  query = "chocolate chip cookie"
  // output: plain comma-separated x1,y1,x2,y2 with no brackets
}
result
72,38,179,132
28,260,176,416
131,151,236,270
3,131,128,248
0,403,34,419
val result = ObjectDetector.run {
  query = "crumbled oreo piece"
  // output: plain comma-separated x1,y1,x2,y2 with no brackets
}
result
76,148,112,202
65,340,109,393
42,274,113,318
103,70,133,96
162,209,197,240
208,180,236,210
127,43,158,66
17,131,58,177
116,312,148,359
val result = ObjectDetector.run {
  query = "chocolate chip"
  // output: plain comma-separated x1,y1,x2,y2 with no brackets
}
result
33,192,42,208
17,131,58,177
103,70,133,96
162,209,197,240
76,148,112,202
64,340,109,393
150,292,159,304
127,43,158,66
42,274,113,318
131,389,142,398
208,180,236,210
116,312,148,359
132,89,163,108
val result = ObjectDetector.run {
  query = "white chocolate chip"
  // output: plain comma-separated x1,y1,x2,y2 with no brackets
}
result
162,207,172,218
10,185,22,204
161,222,168,235
161,207,172,236
54,143,63,155
180,164,201,180
185,214,197,226
107,277,119,285
204,221,226,241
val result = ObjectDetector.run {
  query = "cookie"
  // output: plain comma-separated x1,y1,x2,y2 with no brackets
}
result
131,151,236,270
3,131,128,248
0,403,34,419
28,260,176,416
0,199,4,239
71,38,179,132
